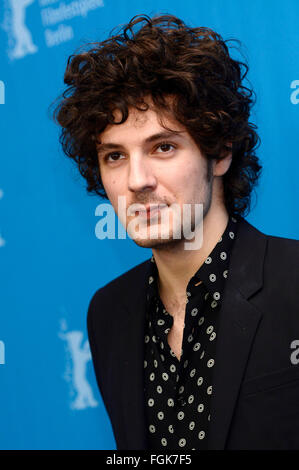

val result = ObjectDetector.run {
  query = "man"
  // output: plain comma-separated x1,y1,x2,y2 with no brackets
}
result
54,14,299,450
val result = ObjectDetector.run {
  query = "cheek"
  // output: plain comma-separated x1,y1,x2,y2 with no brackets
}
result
104,177,128,211
174,162,200,189
178,165,207,202
102,175,116,199
155,163,192,199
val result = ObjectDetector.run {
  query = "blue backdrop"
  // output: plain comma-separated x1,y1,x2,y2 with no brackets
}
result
0,0,298,450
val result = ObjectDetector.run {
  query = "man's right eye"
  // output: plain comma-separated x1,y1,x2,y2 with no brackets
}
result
104,152,125,162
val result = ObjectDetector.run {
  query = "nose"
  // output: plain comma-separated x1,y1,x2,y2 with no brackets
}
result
128,155,157,193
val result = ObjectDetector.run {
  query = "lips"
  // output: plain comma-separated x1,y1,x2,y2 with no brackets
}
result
140,204,167,214
126,202,168,218
141,206,168,221
146,204,164,212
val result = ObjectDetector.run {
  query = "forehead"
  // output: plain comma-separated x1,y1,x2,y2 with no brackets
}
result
98,105,187,144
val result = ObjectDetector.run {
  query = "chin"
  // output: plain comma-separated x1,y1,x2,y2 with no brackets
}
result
131,234,185,250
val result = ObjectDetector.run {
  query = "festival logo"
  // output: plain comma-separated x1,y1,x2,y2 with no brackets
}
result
2,0,38,60
59,319,98,410
2,0,105,58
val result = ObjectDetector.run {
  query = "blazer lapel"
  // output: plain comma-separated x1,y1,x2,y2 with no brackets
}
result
207,282,263,449
208,218,268,449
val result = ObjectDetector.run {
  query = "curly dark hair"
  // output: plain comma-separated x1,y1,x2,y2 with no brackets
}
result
52,13,262,217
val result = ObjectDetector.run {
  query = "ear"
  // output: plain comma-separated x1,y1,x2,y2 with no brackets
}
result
213,144,232,177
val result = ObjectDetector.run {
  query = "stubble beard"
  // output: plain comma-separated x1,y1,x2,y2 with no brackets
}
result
130,179,213,251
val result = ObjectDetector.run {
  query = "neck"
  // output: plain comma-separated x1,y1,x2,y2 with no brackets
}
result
152,201,229,307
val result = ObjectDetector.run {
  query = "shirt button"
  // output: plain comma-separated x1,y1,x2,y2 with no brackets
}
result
177,395,186,406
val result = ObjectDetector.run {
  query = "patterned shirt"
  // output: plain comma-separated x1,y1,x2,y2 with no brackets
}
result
143,215,239,450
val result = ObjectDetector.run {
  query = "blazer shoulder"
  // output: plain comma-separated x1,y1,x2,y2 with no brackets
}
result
87,257,150,319
261,231,299,291
266,232,299,265
240,216,299,262
267,232,299,248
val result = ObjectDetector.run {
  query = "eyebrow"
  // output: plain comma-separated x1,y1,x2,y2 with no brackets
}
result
96,130,184,154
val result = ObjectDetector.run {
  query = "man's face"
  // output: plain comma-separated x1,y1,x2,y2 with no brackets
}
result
96,104,214,249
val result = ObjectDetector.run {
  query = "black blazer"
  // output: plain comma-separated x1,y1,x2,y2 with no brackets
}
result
87,217,299,450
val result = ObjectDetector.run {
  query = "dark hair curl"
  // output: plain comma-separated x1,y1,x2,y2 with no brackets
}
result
52,13,262,217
